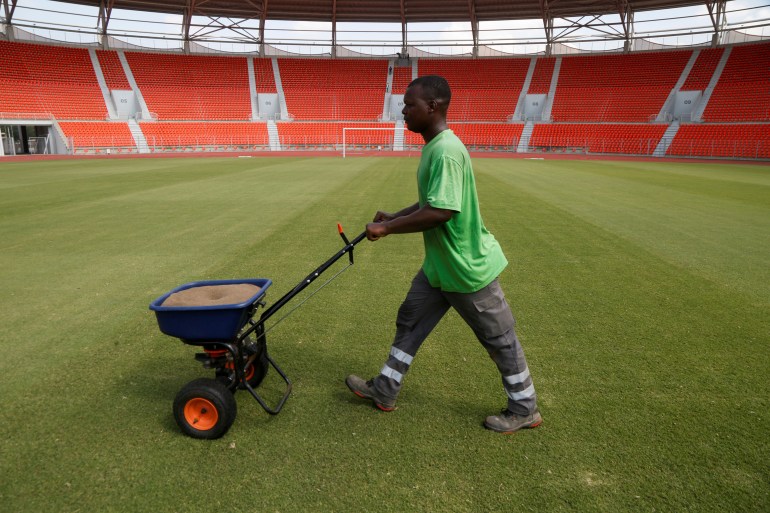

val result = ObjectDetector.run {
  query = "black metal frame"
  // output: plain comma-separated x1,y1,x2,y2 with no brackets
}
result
182,227,366,415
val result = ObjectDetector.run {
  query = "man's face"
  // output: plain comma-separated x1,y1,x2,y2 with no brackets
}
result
402,84,432,134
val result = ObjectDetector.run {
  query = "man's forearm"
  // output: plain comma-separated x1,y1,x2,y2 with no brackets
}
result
393,202,420,218
367,203,453,241
383,204,452,235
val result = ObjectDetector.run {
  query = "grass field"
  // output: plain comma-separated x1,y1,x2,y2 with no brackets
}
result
1,155,768,512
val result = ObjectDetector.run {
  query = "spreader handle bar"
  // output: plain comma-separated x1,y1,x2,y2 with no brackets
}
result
257,229,366,325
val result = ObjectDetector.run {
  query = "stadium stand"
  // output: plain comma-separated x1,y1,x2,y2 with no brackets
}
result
278,59,388,120
1,38,768,160
551,51,691,122
667,124,769,159
124,52,252,120
702,43,770,122
139,122,270,150
530,124,669,154
417,59,530,122
0,41,107,119
58,121,135,153
95,50,131,90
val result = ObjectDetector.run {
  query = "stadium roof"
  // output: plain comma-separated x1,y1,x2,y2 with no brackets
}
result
58,0,707,23
7,1,764,56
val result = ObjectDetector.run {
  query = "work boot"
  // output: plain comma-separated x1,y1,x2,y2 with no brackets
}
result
484,408,542,434
345,375,396,412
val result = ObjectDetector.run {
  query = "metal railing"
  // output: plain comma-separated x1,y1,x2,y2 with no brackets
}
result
0,112,54,121
525,137,769,159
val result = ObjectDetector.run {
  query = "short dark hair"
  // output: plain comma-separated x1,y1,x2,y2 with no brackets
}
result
408,75,451,106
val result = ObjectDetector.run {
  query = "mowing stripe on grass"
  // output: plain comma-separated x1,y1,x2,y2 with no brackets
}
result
0,156,767,512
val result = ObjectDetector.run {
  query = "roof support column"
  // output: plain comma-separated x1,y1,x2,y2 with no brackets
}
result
2,0,18,40
97,0,115,48
182,0,197,54
400,0,407,56
467,0,479,57
3,0,17,24
331,0,337,58
540,0,553,56
259,0,268,56
706,0,727,47
617,0,634,52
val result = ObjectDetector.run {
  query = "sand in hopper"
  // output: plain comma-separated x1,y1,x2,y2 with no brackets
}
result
162,284,262,307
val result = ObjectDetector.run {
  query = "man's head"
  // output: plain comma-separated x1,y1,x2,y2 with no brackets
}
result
402,75,451,138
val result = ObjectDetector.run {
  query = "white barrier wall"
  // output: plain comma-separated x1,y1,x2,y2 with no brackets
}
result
112,90,140,118
674,90,702,118
257,93,280,119
523,94,547,120
390,94,404,120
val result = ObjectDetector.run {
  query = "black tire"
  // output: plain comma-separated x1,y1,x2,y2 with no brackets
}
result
246,330,270,389
246,349,270,389
215,343,269,391
173,378,237,439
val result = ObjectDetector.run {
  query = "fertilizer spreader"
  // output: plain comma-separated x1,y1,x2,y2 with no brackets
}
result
150,225,365,439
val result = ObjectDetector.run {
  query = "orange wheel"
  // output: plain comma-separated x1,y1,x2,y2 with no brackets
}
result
183,398,219,430
173,378,237,439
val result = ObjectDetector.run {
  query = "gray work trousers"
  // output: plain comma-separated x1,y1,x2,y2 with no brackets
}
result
372,269,537,415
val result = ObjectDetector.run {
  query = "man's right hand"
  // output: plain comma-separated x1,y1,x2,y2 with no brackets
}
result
366,222,389,241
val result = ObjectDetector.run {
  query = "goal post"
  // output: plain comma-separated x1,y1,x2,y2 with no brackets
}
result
341,126,404,158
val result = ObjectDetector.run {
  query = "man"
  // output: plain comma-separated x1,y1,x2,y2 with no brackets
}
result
346,75,541,434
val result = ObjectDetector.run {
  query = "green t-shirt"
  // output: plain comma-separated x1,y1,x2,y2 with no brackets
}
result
417,129,507,293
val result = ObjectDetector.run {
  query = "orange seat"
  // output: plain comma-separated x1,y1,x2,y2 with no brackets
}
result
139,122,270,149
551,51,691,122
702,43,770,122
0,41,107,119
278,59,388,121
667,124,770,158
58,122,135,148
124,52,261,120
530,124,667,154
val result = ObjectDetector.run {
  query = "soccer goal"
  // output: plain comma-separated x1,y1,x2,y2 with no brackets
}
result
341,126,404,158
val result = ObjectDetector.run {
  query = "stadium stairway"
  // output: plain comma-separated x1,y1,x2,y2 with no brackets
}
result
394,120,405,151
127,119,150,153
246,57,260,120
541,57,561,121
87,48,118,119
653,120,680,156
271,58,290,120
383,61,396,121
517,121,534,152
511,57,538,121
267,120,281,150
117,50,152,120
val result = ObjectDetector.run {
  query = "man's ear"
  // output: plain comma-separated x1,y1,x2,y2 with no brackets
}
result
428,99,437,112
